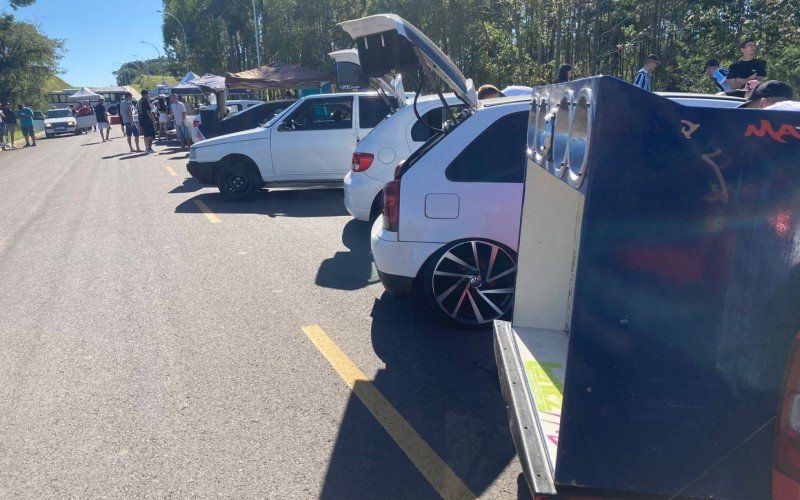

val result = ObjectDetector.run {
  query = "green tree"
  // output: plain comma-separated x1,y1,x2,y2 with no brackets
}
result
0,14,63,109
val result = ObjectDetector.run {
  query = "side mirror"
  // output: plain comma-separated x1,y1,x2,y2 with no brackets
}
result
278,119,291,131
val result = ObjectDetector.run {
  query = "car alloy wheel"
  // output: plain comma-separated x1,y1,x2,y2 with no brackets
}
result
428,240,516,326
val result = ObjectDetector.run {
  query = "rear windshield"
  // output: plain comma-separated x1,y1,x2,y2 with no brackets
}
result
397,106,473,178
47,109,72,118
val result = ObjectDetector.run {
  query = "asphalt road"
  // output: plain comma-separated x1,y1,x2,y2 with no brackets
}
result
0,130,524,498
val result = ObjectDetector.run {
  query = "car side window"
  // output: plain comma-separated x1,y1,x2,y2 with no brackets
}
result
411,104,466,142
445,111,528,183
282,97,353,131
359,96,396,129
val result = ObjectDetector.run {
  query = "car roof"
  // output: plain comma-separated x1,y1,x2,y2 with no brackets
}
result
480,95,534,108
658,91,745,103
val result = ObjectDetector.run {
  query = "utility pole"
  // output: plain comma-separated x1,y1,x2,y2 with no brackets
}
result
141,41,166,85
252,0,262,68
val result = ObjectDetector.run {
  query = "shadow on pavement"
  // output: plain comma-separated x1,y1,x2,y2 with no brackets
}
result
175,188,348,218
315,219,378,290
101,153,129,159
169,178,205,194
81,141,104,146
118,153,149,160
319,293,516,498
167,154,189,160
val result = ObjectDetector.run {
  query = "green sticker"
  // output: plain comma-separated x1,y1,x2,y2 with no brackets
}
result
524,361,564,413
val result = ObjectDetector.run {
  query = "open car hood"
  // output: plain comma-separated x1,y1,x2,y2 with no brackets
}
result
328,49,406,107
338,14,478,109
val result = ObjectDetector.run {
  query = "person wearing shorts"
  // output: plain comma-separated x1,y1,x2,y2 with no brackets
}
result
137,89,157,154
95,97,111,142
119,92,141,153
2,103,17,149
17,104,36,147
0,109,6,150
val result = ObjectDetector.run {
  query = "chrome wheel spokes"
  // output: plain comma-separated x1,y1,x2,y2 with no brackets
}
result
431,240,516,326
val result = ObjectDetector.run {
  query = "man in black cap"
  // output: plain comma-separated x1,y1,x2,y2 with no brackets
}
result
704,59,731,92
740,80,799,110
726,39,767,90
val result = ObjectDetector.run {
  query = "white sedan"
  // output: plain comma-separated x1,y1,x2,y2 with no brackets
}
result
44,109,77,137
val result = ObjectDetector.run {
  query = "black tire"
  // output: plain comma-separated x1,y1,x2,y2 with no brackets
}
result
217,160,262,201
421,239,517,328
368,191,383,223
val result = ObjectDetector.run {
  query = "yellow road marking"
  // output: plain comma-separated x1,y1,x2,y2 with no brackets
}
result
165,165,178,176
301,324,477,500
193,200,221,224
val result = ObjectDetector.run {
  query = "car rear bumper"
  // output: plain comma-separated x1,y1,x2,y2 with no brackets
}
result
187,160,217,184
370,217,442,297
344,170,385,221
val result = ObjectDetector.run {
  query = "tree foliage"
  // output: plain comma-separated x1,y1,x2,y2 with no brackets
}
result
155,0,799,93
0,14,63,109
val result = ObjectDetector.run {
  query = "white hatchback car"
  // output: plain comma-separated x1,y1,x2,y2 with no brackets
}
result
343,93,463,221
343,14,745,327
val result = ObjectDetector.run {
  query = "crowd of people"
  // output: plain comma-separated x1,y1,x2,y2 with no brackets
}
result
626,38,798,110
1,102,38,150
116,91,193,154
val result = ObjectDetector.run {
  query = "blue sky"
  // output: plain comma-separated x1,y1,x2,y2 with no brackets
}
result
2,0,166,87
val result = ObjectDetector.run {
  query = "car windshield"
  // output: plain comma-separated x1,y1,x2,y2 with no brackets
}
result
263,100,302,128
47,109,72,119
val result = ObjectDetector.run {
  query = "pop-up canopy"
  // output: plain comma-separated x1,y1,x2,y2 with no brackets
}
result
69,87,102,101
190,73,226,92
225,61,329,90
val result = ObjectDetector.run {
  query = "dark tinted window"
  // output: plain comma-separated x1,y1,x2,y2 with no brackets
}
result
410,104,466,142
445,111,527,183
358,96,395,129
283,96,353,131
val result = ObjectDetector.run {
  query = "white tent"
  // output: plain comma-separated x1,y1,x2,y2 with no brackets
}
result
69,87,102,101
177,71,199,86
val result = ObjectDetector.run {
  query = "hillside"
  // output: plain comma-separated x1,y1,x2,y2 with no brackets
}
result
45,74,73,92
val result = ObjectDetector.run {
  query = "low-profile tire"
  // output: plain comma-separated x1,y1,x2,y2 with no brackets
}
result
217,160,262,201
422,239,517,328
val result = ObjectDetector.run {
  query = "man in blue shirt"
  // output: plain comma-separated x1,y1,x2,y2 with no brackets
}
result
632,54,661,92
17,103,36,147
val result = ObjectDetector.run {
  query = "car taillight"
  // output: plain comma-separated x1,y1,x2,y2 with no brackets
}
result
382,180,400,232
774,332,800,497
351,152,374,172
196,128,205,141
192,120,200,128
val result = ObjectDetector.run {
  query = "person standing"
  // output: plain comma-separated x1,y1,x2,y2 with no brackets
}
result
556,64,573,83
725,39,767,90
95,97,111,142
170,94,192,150
17,103,36,147
157,98,169,140
632,54,661,91
119,92,142,153
0,107,6,150
137,90,157,154
703,59,732,92
2,103,17,149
